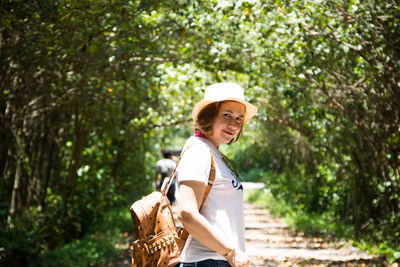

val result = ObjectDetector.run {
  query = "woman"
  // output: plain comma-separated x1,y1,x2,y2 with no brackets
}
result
176,82,257,267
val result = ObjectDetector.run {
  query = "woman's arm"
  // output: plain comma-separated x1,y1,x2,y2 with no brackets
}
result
177,180,232,255
177,180,250,266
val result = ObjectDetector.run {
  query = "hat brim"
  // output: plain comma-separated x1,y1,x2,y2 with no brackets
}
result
192,97,257,124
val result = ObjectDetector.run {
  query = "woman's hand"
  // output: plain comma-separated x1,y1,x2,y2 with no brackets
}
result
223,248,250,267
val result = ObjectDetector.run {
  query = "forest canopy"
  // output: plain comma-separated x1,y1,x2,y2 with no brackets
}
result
1,0,399,264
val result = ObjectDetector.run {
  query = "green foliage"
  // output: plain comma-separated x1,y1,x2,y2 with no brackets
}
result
222,0,400,254
284,210,353,239
40,207,132,267
0,218,45,266
356,241,400,264
1,0,399,263
0,0,180,262
41,233,120,267
244,188,290,218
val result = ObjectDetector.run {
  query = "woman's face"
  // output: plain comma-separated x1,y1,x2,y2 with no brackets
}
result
208,101,245,148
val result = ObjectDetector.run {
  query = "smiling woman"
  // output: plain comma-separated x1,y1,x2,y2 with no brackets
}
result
175,82,257,267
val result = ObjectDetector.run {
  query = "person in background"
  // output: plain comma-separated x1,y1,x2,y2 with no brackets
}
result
176,82,257,267
155,149,177,204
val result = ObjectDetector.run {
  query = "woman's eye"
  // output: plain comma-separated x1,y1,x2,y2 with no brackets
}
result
223,113,231,118
236,117,243,122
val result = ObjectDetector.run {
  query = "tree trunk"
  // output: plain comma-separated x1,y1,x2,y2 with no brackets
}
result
8,157,21,225
63,105,88,205
352,173,359,240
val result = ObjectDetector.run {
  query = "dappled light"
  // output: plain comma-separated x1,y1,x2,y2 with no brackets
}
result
1,0,399,266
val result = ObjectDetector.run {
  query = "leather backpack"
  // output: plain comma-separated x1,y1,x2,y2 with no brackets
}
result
129,150,216,267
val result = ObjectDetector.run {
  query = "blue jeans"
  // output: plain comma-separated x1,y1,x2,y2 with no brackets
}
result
178,259,230,267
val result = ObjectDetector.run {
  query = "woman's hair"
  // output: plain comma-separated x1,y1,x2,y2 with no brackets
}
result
194,101,243,145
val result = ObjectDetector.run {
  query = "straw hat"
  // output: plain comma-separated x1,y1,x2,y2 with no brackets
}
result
192,82,257,124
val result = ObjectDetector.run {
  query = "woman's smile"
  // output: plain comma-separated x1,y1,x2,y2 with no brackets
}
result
222,129,234,136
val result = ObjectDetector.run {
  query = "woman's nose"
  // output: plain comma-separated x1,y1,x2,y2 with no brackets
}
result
228,118,241,128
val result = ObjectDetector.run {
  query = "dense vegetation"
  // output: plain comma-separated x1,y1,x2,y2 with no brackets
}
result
1,0,399,265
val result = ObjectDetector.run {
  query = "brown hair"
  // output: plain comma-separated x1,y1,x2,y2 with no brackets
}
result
194,101,243,145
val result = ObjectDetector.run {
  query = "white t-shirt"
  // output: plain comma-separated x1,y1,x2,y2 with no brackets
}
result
156,158,176,178
176,136,245,262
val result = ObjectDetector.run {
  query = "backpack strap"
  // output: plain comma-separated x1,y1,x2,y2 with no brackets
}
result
200,153,215,210
161,146,216,210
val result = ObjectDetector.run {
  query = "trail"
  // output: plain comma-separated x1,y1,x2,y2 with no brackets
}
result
242,183,389,266
116,183,393,266
244,200,380,266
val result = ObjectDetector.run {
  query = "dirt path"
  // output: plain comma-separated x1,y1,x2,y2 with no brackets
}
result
244,201,385,266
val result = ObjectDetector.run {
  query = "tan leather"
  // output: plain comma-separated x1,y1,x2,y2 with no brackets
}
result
130,152,216,267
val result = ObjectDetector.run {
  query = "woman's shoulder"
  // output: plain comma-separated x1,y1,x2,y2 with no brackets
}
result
184,136,209,148
182,137,212,157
